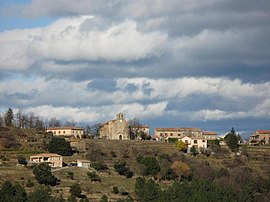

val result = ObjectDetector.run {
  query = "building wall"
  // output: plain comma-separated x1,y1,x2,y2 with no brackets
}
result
154,128,203,142
46,127,84,138
30,154,63,167
99,113,130,140
181,136,207,149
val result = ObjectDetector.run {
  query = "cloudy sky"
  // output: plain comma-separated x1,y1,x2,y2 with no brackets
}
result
1,0,270,137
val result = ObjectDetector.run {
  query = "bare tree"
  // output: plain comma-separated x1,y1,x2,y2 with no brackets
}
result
48,117,62,127
128,118,142,140
64,120,76,127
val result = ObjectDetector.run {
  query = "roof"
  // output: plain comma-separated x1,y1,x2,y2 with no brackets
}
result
155,128,201,132
181,136,207,140
256,130,270,134
130,125,149,128
30,153,62,157
77,159,91,163
203,131,218,135
47,127,83,131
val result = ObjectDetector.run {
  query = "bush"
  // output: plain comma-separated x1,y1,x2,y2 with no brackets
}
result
114,161,133,178
70,183,81,197
17,155,27,165
113,186,119,194
111,151,117,158
87,172,101,182
26,179,34,187
91,162,108,171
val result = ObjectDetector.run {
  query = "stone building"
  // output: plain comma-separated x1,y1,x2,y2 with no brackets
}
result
99,113,130,140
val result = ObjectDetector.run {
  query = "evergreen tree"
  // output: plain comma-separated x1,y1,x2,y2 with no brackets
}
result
32,163,58,186
225,127,239,152
48,137,72,156
5,108,14,127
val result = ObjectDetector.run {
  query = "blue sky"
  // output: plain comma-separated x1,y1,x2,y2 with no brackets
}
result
0,0,270,138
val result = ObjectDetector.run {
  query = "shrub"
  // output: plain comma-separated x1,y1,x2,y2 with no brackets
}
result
111,151,117,158
67,172,74,180
26,179,34,187
17,155,27,165
87,172,101,182
70,183,81,198
91,162,108,171
113,186,119,194
114,161,133,178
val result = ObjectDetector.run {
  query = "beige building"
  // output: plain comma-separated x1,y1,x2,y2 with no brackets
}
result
77,159,91,168
46,126,84,138
181,136,207,150
130,124,150,139
249,130,270,145
99,113,130,140
154,128,203,142
203,131,218,140
29,153,63,168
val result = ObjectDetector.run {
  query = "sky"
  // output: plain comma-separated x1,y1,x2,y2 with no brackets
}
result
0,0,270,138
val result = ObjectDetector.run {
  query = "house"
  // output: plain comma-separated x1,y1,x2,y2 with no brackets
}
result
77,160,91,168
154,128,203,142
249,130,270,145
99,113,130,140
202,131,218,140
46,126,84,138
29,153,63,168
130,125,150,138
180,136,207,151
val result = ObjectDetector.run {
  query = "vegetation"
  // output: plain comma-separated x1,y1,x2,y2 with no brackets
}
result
90,161,108,171
69,183,82,198
17,154,27,165
32,163,58,186
114,161,134,178
225,127,239,152
48,137,72,156
175,140,187,152
137,155,160,176
87,172,101,182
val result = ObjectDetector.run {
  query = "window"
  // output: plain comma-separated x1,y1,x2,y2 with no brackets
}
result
178,134,180,136
170,133,173,136
185,140,188,144
53,131,56,134
63,131,65,134
202,140,205,142
194,140,198,144
58,131,61,134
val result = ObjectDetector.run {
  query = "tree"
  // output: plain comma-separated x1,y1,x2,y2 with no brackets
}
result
225,127,239,152
27,186,54,202
190,145,198,156
48,137,72,156
135,177,160,202
137,156,160,176
0,181,27,202
4,108,14,127
175,140,187,152
128,117,141,140
70,183,81,198
48,117,62,127
17,155,27,165
171,161,191,181
32,163,58,186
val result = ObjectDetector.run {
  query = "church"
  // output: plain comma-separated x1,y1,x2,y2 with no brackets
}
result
99,113,130,140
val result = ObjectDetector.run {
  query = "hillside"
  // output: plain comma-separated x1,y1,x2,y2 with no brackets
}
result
1,127,270,201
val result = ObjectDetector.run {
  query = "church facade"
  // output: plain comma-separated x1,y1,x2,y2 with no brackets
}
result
99,113,130,140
